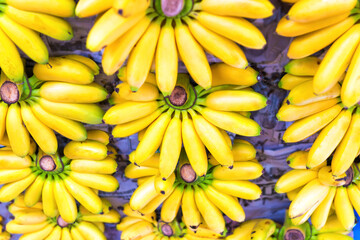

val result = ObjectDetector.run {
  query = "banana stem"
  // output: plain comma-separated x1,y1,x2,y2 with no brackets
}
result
195,98,206,106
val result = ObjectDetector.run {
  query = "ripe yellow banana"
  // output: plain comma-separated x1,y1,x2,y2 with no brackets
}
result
314,24,360,94
86,130,109,145
126,17,163,92
33,57,94,85
182,186,201,231
278,74,312,90
76,221,106,240
53,175,77,223
0,150,32,169
64,139,107,160
24,173,45,207
6,103,30,157
284,56,320,76
185,17,247,69
334,186,355,230
129,176,158,211
0,101,7,140
114,0,150,18
19,101,57,154
0,168,32,184
317,233,353,240
70,158,117,174
120,220,154,240
62,55,99,75
0,172,37,202
175,18,211,90
16,222,55,239
311,187,336,230
342,42,360,107
161,185,184,223
275,169,318,193
282,103,342,142
6,219,48,234
42,175,58,218
211,179,261,200
211,161,263,180
250,219,276,240
226,219,259,240
307,108,353,169
117,82,160,101
192,11,266,49
233,139,256,161
75,0,114,18
68,171,118,192
347,183,360,217
210,63,258,87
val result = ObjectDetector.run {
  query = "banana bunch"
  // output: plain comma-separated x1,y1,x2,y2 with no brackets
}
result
106,64,266,179
0,215,10,240
226,218,280,240
125,144,263,234
0,55,106,157
6,194,120,240
277,57,360,176
77,0,273,95
0,130,119,224
275,150,360,231
117,203,222,240
0,0,75,83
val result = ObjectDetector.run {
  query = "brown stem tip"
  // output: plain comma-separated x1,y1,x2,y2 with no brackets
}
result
344,168,354,187
39,155,56,172
169,86,187,106
284,229,304,240
0,81,19,104
180,163,197,183
57,216,70,227
161,0,184,17
161,224,174,237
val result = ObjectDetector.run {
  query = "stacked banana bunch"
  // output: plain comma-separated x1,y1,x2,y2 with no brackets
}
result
0,0,74,83
226,211,353,240
117,203,222,240
105,63,266,180
277,57,360,176
6,194,120,240
275,150,360,232
0,130,119,224
125,140,263,234
0,215,10,240
0,55,106,157
76,0,273,95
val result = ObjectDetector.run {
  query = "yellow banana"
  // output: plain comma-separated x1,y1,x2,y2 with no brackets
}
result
42,175,58,218
287,16,358,59
75,0,114,18
286,151,309,169
24,173,45,207
126,17,163,92
118,66,157,85
154,173,175,195
342,42,360,107
282,103,342,142
53,175,77,223
311,187,336,230
129,176,158,211
0,101,7,140
116,83,159,102
116,216,142,231
70,158,117,174
6,103,30,157
114,0,150,18
226,219,260,240
20,101,58,154
278,74,312,90
307,108,353,169
233,139,256,161
81,209,120,223
6,220,48,234
192,11,266,49
76,221,106,240
210,63,258,87
275,169,318,193
61,227,71,240
33,57,94,85
46,226,62,240
0,151,32,169
161,185,184,223
0,168,32,184
68,171,118,192
139,187,173,215
182,186,201,231
0,172,37,202
16,222,55,240
64,139,107,160
86,130,109,145
284,57,320,76
334,186,355,230
250,219,276,240
28,101,87,142
287,187,301,201
317,233,353,240
185,17,247,69
347,183,360,217
120,220,154,240
62,55,99,75
0,4,73,41
211,179,261,200
0,13,48,63
124,164,159,179
211,161,263,180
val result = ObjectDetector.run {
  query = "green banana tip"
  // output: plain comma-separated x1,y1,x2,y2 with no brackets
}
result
130,86,139,92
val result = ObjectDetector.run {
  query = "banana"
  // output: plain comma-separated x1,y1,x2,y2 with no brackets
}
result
62,175,102,214
317,233,353,240
161,185,184,223
126,17,163,92
19,101,58,154
116,83,159,102
287,0,356,23
24,173,45,207
284,57,320,76
68,171,118,192
53,175,77,223
6,220,48,234
129,176,158,211
0,172,37,202
134,109,173,165
16,222,55,240
314,25,360,94
76,221,106,240
311,187,336,230
210,63,258,87
189,110,233,167
14,210,47,224
120,221,154,240
70,158,117,174
347,183,360,216
139,187,173,214
154,173,175,195
33,57,94,85
233,139,256,161
286,151,309,169
289,179,330,219
118,66,157,85
159,111,182,179
0,13,48,63
282,103,342,142
211,179,261,200
185,17,247,69
182,112,208,176
37,82,107,103
182,186,201,231
116,217,142,231
42,175,58,218
6,103,30,157
194,106,261,137
342,42,360,107
62,55,99,75
0,168,32,184
277,98,340,121
287,16,358,59
199,89,267,111
275,169,318,193
287,187,301,201
250,219,276,240
194,186,225,234
0,4,73,41
0,101,7,140
125,164,158,179
0,27,23,82
288,80,340,106
192,11,266,49
334,186,355,230
103,101,161,125
226,219,259,240
276,12,350,37
75,0,114,18
211,161,263,180
0,151,32,169
86,130,109,145
61,227,71,240
64,139,107,160
46,226,62,240
307,108,353,169
81,209,120,223
202,184,245,222
114,0,150,18
317,214,347,233
278,74,312,90
196,0,274,19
